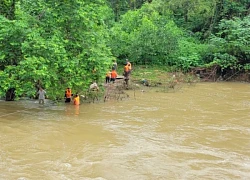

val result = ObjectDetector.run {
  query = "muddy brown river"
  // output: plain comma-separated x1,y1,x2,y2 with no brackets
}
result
0,82,250,180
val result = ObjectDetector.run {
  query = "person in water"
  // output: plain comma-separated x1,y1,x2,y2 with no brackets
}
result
73,94,80,105
65,87,72,103
37,87,46,104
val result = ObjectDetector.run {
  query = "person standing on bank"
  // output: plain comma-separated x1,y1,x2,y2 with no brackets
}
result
123,63,130,86
110,68,118,83
106,71,111,84
37,87,46,104
112,59,118,71
65,87,72,103
126,59,132,74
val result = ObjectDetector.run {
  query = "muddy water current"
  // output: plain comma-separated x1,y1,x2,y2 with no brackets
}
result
0,82,250,180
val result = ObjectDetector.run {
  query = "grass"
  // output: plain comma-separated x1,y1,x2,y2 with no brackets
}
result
131,65,173,82
119,65,200,92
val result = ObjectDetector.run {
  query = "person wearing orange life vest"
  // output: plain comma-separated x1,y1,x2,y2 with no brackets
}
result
65,87,72,103
110,68,118,83
106,71,111,83
123,63,129,78
126,59,132,72
123,63,130,87
73,94,80,105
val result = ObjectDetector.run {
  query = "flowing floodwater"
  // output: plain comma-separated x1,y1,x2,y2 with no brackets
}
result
0,82,250,180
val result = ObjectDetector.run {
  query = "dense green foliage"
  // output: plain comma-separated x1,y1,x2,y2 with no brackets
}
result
109,3,182,65
0,0,249,99
0,0,113,99
209,15,250,70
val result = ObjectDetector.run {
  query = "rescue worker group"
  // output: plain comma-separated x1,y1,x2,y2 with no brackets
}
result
64,87,80,105
64,59,132,105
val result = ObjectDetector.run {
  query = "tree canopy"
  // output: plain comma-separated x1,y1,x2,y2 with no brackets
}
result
0,0,113,99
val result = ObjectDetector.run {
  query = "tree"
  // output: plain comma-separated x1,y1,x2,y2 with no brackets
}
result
108,2,182,65
160,0,249,39
208,15,250,70
0,0,114,99
107,0,152,21
0,0,17,20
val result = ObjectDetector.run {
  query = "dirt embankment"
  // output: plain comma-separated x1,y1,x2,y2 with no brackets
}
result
127,65,250,91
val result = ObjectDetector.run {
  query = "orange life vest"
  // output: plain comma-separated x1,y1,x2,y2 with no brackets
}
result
65,89,72,98
124,65,129,72
74,96,80,105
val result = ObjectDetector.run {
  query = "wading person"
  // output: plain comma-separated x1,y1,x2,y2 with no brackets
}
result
65,87,72,103
37,87,46,104
73,94,80,105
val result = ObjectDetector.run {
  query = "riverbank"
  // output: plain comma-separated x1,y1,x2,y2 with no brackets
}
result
122,65,199,91
1,65,249,102
125,65,250,90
